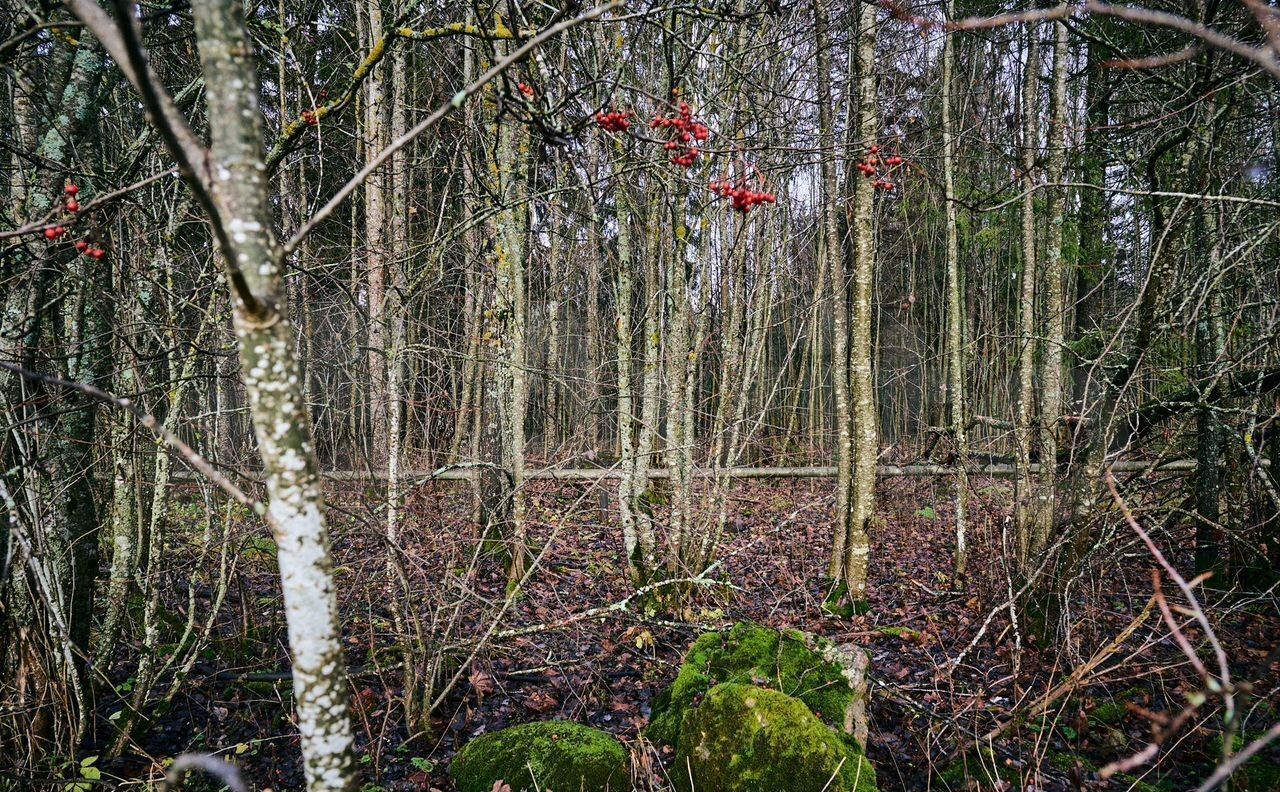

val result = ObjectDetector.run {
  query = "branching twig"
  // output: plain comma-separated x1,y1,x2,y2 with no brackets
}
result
0,361,259,512
282,1,623,257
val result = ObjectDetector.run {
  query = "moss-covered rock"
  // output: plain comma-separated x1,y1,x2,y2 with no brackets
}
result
674,684,877,792
449,721,629,792
648,622,868,749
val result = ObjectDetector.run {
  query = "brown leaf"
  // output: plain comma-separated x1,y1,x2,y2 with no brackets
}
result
525,690,558,713
470,668,496,699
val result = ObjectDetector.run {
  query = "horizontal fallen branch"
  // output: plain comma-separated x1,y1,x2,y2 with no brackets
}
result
175,459,1213,484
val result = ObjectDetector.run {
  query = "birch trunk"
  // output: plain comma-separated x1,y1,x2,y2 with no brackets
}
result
191,3,358,786
941,0,970,578
363,0,389,463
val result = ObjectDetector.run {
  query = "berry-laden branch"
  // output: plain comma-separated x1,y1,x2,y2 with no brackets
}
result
65,0,268,320
594,96,784,214
650,100,710,168
855,144,909,193
32,183,108,260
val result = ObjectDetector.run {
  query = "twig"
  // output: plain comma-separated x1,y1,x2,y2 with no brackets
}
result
0,361,259,512
161,754,248,792
283,1,623,258
1193,720,1280,792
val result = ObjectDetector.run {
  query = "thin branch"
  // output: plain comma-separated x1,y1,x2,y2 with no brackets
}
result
282,1,623,258
67,0,266,318
1193,721,1280,792
1087,0,1280,82
0,168,177,240
0,361,260,513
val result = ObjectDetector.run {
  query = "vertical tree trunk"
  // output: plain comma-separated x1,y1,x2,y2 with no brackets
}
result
941,0,970,578
1015,27,1042,568
1032,20,1070,560
813,0,854,598
189,3,358,786
585,213,605,452
362,0,389,464
609,140,654,584
545,176,564,453
1194,191,1225,572
664,181,697,577
493,74,531,589
842,0,880,607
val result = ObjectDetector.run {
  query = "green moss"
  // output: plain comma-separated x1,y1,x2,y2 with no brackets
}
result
647,623,864,750
449,721,628,792
1209,732,1280,792
934,747,1021,789
1048,752,1097,773
675,684,877,792
1089,700,1128,726
1089,686,1146,727
875,625,922,641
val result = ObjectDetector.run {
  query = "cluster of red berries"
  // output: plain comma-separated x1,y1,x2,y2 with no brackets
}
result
708,181,776,213
856,145,907,192
650,101,709,168
517,82,536,99
594,109,632,133
301,109,319,126
76,240,107,259
42,183,105,258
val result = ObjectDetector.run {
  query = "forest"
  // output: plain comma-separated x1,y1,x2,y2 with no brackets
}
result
1,0,1278,790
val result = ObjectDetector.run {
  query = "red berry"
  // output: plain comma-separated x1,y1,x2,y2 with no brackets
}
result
65,184,79,196
66,199,79,212
89,248,106,259
870,145,880,154
75,240,89,252
44,227,59,240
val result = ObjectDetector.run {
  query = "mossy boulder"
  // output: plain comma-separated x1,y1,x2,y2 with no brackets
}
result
674,683,877,792
648,622,869,749
449,721,629,792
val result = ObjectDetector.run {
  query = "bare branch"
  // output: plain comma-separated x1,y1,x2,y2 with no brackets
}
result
282,1,624,258
0,361,261,513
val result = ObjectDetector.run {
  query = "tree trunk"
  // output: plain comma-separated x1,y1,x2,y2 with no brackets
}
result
842,0,880,607
1032,19,1070,561
813,0,854,598
941,0,970,578
190,3,358,786
1015,26,1041,569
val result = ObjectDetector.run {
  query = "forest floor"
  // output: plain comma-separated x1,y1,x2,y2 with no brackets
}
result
108,476,1279,791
